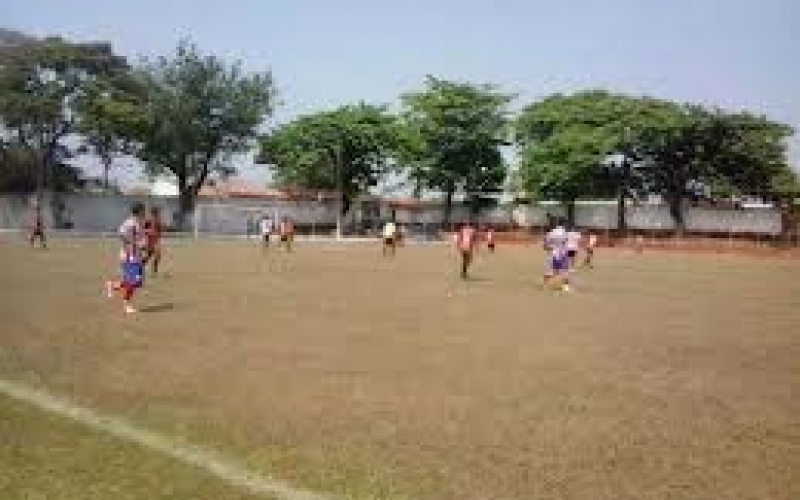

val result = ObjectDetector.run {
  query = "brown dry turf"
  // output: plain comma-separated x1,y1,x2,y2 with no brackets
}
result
0,238,798,500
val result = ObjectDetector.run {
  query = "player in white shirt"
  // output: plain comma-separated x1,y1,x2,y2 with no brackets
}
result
260,215,274,249
543,222,571,292
382,220,398,257
566,228,582,268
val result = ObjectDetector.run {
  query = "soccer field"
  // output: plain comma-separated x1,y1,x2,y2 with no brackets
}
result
1,239,798,500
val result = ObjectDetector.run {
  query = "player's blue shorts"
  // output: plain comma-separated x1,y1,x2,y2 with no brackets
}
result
551,254,569,273
121,260,144,288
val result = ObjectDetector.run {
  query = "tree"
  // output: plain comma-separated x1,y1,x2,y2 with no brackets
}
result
632,103,793,232
75,73,146,189
515,91,629,225
401,76,512,224
135,41,275,228
517,125,614,224
0,35,128,197
259,103,399,236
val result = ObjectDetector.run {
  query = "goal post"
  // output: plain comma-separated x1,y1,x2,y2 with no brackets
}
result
193,203,277,239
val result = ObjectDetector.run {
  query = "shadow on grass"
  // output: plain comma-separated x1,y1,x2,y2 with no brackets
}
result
139,302,176,314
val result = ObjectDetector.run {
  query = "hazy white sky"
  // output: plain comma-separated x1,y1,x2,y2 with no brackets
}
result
5,0,799,186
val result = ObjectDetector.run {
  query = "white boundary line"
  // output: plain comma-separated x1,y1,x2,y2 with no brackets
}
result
0,378,332,500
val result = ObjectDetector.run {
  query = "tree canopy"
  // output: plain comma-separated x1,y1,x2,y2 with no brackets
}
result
259,102,399,226
401,76,513,222
515,91,795,229
134,40,275,226
0,35,128,195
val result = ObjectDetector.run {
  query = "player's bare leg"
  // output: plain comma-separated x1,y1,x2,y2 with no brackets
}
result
150,247,162,275
105,280,137,313
583,248,594,268
460,250,472,279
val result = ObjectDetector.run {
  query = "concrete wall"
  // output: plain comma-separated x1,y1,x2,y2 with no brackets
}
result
0,194,785,237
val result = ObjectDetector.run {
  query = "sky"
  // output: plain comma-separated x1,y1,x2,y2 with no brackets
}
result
5,0,800,187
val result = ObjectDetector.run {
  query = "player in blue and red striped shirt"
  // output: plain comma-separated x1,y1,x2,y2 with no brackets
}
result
105,202,146,314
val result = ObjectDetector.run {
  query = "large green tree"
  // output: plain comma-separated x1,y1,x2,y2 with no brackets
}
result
135,41,275,227
75,73,147,189
515,91,633,225
401,76,512,223
259,103,399,236
0,34,128,196
632,103,793,231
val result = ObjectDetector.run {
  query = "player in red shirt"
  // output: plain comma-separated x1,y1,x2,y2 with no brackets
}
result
29,205,47,249
485,226,496,253
455,222,478,279
143,206,165,275
105,202,146,314
279,216,295,253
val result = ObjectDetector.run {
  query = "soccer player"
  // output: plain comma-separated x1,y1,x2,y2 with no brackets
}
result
105,202,146,314
486,226,496,253
566,227,582,268
583,232,598,268
455,222,478,279
382,219,397,256
279,216,295,252
543,222,571,292
635,234,645,254
143,206,165,275
29,205,47,249
260,214,274,250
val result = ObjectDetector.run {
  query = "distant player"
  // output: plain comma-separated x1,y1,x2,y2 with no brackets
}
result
543,222,571,292
486,226,496,253
260,214,274,250
143,206,164,275
279,216,294,252
455,222,478,279
382,219,397,256
566,227,582,268
583,232,598,268
29,205,47,249
635,234,645,254
105,202,147,314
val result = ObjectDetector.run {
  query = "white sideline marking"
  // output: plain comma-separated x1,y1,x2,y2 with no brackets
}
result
0,378,331,500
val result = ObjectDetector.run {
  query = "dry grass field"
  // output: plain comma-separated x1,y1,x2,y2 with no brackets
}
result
0,238,798,500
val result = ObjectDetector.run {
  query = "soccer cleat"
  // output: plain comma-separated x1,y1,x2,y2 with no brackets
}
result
562,284,572,293
105,281,114,298
124,304,138,314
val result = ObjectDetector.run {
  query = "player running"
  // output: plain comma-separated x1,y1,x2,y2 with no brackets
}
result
543,222,571,292
105,202,147,314
382,219,398,257
279,216,295,253
29,205,47,249
566,227,582,268
260,214,274,250
583,232,598,268
486,226,496,253
455,222,478,279
143,206,165,275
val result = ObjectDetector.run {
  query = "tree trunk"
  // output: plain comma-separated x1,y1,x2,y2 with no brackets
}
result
779,199,791,246
668,194,685,235
102,155,112,190
176,176,193,232
565,200,576,227
36,149,46,201
617,191,627,235
337,192,351,239
443,190,454,231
